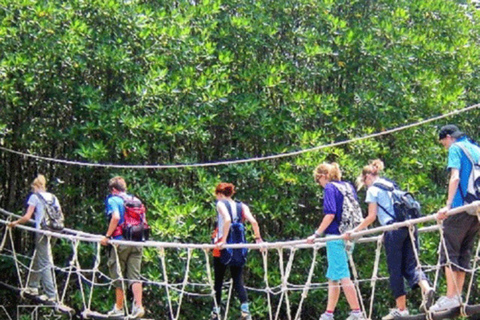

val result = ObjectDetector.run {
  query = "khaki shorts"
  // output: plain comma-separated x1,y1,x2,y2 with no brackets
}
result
107,245,143,288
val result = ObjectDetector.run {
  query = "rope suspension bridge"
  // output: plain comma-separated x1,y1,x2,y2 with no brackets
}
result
1,203,480,320
1,105,480,319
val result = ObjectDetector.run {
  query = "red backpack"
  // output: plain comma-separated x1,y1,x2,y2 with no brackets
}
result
113,194,150,242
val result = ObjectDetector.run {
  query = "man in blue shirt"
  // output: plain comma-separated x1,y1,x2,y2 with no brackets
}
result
101,176,145,318
430,125,480,312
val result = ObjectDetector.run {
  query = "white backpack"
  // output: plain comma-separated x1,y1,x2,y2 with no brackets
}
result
331,182,363,233
455,143,480,206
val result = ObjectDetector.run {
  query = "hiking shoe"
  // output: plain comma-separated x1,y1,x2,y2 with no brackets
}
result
24,287,39,296
319,312,334,320
131,304,145,318
382,308,409,320
211,311,220,320
241,311,252,320
37,294,56,303
429,296,461,313
107,304,124,317
346,311,365,320
424,288,435,310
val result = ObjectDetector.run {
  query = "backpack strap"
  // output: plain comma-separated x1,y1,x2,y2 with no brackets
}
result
330,181,347,195
222,200,234,223
371,183,397,221
454,143,478,202
330,181,356,199
372,182,395,192
235,201,243,222
456,142,477,166
380,177,400,189
330,182,355,225
114,193,130,202
35,192,56,206
220,200,242,223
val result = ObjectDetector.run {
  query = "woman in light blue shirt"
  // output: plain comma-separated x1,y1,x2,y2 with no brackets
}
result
345,160,433,320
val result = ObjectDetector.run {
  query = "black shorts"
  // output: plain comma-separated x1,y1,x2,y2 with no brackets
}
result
440,212,480,272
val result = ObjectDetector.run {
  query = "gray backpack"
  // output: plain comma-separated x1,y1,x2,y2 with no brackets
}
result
36,193,64,231
331,182,363,233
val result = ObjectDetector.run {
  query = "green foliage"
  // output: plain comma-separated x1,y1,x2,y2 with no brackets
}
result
1,0,480,318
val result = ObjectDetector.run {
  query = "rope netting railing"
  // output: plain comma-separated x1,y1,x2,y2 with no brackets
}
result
1,203,480,320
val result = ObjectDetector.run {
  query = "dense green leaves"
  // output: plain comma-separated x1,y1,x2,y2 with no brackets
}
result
1,0,480,318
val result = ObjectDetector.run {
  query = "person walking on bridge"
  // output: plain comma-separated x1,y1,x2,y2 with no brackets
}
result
431,125,480,312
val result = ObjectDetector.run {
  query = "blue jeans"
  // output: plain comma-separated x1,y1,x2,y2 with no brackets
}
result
28,234,56,298
384,227,426,298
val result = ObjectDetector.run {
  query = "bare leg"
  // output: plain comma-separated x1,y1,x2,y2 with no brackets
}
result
341,278,360,310
132,282,143,307
115,287,124,309
396,295,406,310
327,281,341,312
445,266,465,298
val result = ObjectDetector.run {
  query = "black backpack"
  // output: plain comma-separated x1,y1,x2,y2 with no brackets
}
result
36,193,64,231
373,179,421,222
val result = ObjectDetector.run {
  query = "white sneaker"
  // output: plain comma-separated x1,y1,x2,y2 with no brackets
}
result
429,295,461,313
107,304,124,317
346,311,365,320
131,304,145,318
319,312,334,320
241,311,252,320
24,287,39,295
382,308,409,320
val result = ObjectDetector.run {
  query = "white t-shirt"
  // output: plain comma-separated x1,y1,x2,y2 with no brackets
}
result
27,192,61,229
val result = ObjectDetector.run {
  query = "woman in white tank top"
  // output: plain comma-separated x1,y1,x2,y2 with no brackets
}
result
210,182,263,320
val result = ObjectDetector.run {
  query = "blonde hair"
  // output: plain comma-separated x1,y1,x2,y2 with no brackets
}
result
31,175,47,192
356,159,385,189
313,162,342,183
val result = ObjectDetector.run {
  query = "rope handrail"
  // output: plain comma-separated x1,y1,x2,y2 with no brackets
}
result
0,208,101,239
0,103,478,169
1,201,478,249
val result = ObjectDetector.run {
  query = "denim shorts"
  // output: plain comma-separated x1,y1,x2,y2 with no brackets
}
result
326,238,350,281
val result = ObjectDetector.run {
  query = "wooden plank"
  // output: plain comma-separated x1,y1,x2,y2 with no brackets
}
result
0,281,74,314
394,313,426,320
465,304,480,317
81,310,153,320
431,307,461,320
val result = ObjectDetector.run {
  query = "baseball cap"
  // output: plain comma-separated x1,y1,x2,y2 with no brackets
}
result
438,124,464,140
